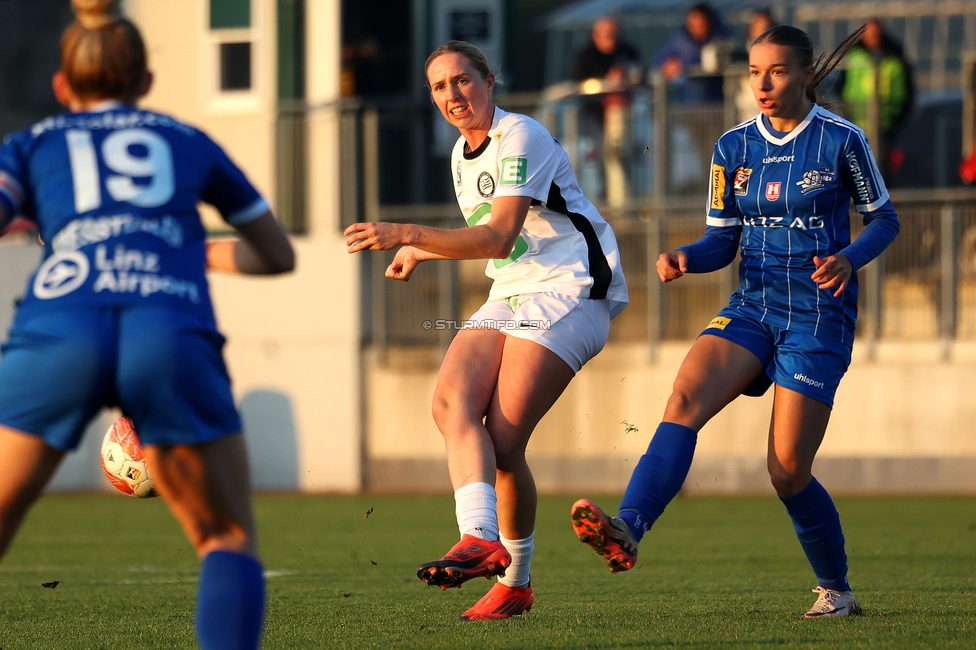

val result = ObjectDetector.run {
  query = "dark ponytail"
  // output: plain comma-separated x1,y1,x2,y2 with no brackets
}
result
755,24,867,104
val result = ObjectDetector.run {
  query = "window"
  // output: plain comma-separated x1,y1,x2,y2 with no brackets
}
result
207,0,260,110
211,0,250,29
220,42,252,91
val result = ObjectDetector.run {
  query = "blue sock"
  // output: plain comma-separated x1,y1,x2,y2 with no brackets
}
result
618,422,698,543
196,551,266,650
780,477,851,592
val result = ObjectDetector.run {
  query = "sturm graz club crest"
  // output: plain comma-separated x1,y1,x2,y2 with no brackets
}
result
477,171,495,198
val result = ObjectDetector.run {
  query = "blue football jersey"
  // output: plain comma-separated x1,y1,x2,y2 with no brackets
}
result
0,104,269,326
706,105,892,344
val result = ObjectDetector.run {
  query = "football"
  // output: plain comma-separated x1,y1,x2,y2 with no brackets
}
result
100,416,158,498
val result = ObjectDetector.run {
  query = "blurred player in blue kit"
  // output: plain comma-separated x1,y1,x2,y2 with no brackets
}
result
573,25,899,618
0,1,294,647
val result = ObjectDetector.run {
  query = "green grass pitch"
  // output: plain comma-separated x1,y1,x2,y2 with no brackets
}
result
1,493,974,648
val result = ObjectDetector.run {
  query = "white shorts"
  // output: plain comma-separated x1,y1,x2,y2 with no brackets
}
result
464,292,610,373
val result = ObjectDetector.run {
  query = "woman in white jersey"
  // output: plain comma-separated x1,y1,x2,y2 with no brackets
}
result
572,25,900,618
346,40,628,620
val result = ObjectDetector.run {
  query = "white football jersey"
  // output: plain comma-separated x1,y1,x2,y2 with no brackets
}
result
451,107,629,318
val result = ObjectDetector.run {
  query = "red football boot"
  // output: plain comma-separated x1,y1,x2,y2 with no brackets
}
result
417,534,511,590
460,582,534,621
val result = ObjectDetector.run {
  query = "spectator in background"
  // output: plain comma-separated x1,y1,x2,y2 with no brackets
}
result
840,18,913,178
735,9,778,122
655,3,729,105
573,16,641,85
573,17,642,206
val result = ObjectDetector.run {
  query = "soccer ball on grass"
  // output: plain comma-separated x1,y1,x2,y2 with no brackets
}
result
100,416,158,498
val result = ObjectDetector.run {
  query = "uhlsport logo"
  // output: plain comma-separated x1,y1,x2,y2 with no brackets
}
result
477,171,495,198
33,251,90,299
793,373,825,389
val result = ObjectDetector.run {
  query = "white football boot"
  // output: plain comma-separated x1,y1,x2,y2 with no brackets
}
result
803,586,862,618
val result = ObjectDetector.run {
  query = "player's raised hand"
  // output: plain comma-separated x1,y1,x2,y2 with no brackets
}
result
344,222,405,253
811,254,853,297
386,246,420,282
656,250,688,283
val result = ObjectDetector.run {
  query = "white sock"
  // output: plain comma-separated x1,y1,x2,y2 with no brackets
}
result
454,482,499,541
497,532,534,588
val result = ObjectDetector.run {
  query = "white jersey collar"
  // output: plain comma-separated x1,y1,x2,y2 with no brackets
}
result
755,104,818,146
488,105,508,140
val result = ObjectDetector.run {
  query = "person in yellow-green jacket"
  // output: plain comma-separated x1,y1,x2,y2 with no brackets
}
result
839,17,913,178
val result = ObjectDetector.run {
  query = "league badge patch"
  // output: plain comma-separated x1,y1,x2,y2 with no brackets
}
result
733,168,752,197
765,182,781,201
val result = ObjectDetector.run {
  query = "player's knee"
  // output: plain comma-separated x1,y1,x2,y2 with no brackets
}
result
431,392,452,436
492,436,527,470
176,510,254,557
431,389,470,436
768,465,808,497
663,388,695,422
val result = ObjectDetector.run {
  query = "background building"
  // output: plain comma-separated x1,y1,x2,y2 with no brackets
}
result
2,0,976,495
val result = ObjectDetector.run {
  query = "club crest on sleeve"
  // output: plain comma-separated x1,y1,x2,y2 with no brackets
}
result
733,168,752,196
765,182,781,201
477,172,495,198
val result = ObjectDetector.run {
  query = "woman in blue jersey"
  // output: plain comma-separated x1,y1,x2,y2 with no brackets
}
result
345,41,628,620
572,25,899,618
0,1,294,647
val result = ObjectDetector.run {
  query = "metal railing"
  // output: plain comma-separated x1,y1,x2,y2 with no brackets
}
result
361,189,976,358
284,57,976,356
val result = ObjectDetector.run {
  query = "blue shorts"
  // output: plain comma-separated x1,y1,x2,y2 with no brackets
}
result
0,306,242,450
699,309,852,407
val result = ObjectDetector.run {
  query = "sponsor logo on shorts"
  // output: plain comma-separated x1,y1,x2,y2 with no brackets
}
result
711,164,726,209
765,182,782,201
707,316,731,330
33,251,89,299
477,171,495,198
733,167,752,197
499,157,527,185
793,373,825,389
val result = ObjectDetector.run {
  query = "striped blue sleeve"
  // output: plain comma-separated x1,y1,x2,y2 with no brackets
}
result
677,224,741,273
838,199,900,270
